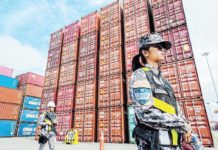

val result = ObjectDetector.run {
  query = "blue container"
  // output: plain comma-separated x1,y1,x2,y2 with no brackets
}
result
0,75,18,89
23,96,41,110
0,120,16,137
128,105,136,144
17,123,37,136
20,109,39,123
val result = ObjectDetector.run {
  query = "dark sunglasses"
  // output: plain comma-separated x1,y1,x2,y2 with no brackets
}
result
150,44,164,51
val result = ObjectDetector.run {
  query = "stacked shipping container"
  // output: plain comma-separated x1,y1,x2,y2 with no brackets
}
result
56,22,80,141
41,29,63,111
98,0,126,143
123,0,152,144
149,0,213,146
73,11,99,142
16,72,44,136
0,69,22,136
40,0,213,146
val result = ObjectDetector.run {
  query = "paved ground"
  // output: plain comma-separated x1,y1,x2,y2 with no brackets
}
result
0,131,218,150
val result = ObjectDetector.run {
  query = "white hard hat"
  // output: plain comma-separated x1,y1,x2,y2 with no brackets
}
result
47,101,56,108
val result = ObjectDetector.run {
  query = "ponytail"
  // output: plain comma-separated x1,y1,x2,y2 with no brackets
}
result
132,46,149,71
132,54,143,72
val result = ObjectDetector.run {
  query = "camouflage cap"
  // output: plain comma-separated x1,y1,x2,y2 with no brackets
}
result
139,33,171,51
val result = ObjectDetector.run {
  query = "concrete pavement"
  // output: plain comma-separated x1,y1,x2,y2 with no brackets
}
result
0,131,217,150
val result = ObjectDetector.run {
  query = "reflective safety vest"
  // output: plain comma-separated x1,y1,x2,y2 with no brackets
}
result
142,67,179,146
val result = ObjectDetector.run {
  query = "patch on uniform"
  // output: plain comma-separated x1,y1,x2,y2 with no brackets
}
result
133,88,151,105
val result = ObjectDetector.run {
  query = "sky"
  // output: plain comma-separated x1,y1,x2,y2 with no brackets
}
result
0,0,218,121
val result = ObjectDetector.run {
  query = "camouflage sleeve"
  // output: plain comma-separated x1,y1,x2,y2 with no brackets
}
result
129,69,186,129
38,113,46,126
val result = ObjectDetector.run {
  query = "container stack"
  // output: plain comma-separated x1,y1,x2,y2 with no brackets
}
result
0,67,22,137
98,0,125,143
16,72,44,136
40,29,63,112
73,11,99,142
56,22,80,141
123,0,152,144
149,0,213,146
39,0,213,146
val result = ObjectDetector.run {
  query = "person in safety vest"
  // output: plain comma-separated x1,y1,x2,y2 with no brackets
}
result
38,101,57,150
129,33,204,150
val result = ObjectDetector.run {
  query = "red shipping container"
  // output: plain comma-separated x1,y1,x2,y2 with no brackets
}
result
59,62,77,87
75,80,96,109
16,72,44,87
178,100,213,146
44,67,59,90
99,46,123,77
77,54,97,82
161,59,202,100
49,29,63,49
19,84,43,98
97,106,125,143
100,0,122,27
0,66,13,77
47,46,62,69
0,87,22,104
151,0,186,32
81,11,100,36
160,25,193,63
124,40,139,72
63,21,80,43
124,0,150,43
74,109,95,142
177,59,202,99
56,111,73,141
56,85,75,112
98,74,124,107
100,21,122,49
41,88,57,102
61,41,79,64
0,102,20,120
161,62,182,99
79,31,98,58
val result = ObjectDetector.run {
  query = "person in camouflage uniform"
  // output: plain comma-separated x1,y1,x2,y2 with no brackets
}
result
38,101,57,150
129,33,204,150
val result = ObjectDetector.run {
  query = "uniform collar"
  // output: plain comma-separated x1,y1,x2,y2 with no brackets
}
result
144,64,161,76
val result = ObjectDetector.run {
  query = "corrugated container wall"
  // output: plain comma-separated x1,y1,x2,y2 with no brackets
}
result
0,103,20,120
20,109,39,123
0,87,22,104
178,100,213,146
73,11,100,142
99,0,123,76
0,66,13,77
19,84,43,98
56,111,73,141
56,21,80,140
123,0,151,72
0,75,18,89
17,123,37,136
151,0,186,32
16,72,44,87
0,120,17,137
74,109,96,142
23,96,41,110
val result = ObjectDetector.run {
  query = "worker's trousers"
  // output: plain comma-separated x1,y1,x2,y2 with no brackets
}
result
39,132,56,150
